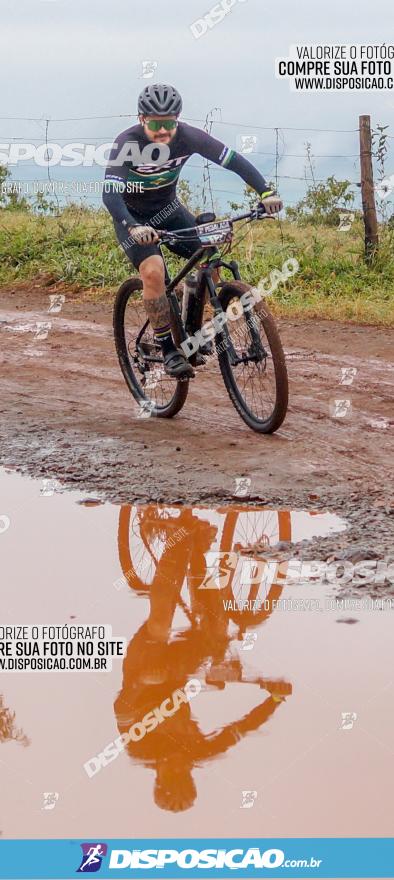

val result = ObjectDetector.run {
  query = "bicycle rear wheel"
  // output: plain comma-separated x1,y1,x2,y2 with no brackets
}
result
113,278,189,418
216,281,288,433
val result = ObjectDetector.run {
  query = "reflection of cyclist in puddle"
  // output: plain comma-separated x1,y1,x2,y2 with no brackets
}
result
114,507,291,812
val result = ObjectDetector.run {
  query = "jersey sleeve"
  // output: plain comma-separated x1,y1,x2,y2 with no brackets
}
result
102,134,139,227
194,695,280,760
187,125,271,197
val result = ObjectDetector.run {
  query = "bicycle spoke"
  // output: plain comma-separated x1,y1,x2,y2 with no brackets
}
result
225,298,277,421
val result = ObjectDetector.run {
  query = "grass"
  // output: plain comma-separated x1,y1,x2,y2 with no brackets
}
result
0,206,393,326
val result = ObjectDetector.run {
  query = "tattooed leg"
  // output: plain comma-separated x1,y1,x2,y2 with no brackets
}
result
139,255,176,355
139,255,168,315
138,255,194,378
143,293,171,332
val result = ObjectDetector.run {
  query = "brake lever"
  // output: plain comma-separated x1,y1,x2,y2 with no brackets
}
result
254,210,276,221
157,230,180,244
160,228,192,242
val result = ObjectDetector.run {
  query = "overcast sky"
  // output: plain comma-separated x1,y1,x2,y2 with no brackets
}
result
1,0,393,209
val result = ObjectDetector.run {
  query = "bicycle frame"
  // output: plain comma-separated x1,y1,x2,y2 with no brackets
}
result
135,207,270,365
135,247,241,364
163,244,242,348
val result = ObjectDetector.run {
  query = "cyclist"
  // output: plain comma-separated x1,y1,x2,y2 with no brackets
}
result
103,83,282,378
114,509,291,812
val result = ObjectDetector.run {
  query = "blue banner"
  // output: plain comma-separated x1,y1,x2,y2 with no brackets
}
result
0,838,393,878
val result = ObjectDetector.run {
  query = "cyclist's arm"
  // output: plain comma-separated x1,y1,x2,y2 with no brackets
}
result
196,695,281,760
188,125,272,198
102,134,139,228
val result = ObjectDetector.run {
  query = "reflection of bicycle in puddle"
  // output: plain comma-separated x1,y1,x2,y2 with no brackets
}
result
117,504,298,629
118,503,342,624
115,504,295,812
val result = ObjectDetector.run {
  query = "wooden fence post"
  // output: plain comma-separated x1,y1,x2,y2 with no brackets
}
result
359,114,379,262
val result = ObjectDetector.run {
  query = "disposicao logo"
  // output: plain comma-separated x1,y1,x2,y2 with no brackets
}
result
77,843,108,872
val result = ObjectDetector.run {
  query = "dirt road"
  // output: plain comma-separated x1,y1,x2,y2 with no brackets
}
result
1,283,393,565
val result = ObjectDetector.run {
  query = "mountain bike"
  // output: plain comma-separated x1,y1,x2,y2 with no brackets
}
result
113,206,289,433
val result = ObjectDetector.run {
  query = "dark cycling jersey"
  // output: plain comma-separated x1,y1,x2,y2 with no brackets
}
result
102,121,270,227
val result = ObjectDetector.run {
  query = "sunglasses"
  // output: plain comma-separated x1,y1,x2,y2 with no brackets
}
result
145,118,178,132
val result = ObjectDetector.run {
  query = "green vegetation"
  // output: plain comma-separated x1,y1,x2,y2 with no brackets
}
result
285,175,356,227
0,169,393,326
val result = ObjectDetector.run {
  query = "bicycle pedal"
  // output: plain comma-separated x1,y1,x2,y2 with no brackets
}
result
138,341,158,356
194,352,207,366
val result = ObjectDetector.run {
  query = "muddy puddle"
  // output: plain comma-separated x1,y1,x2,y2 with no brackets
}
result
1,468,393,841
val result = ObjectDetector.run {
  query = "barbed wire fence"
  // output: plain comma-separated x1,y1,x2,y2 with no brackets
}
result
0,111,392,256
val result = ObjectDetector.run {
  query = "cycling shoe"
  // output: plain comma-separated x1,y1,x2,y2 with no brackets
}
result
163,349,195,379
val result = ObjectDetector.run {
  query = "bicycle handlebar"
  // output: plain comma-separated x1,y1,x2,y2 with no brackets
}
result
205,667,292,693
157,205,274,244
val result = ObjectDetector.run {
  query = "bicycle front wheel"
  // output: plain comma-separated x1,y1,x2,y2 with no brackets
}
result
216,281,288,433
113,278,189,419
